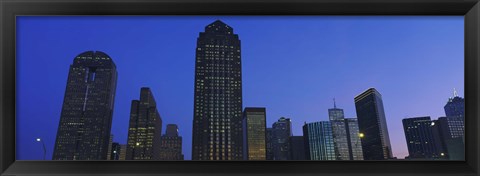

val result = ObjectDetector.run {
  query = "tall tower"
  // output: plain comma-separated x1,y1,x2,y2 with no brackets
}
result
242,107,267,160
126,87,162,160
192,20,243,160
328,100,363,160
272,117,292,160
354,88,393,160
53,51,118,160
159,124,184,160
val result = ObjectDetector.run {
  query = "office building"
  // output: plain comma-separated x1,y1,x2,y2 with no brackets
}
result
303,121,336,160
444,89,465,119
52,51,118,160
242,107,267,160
126,88,162,160
345,118,364,160
159,124,184,160
354,88,393,160
402,116,440,159
272,117,292,160
289,136,306,160
192,20,243,160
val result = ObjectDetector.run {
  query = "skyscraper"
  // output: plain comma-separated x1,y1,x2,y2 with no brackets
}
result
328,100,363,160
192,20,243,160
242,107,267,160
303,121,336,160
345,118,364,160
53,51,118,160
126,87,162,160
444,89,465,118
328,100,349,160
354,88,393,160
288,136,306,160
272,117,292,160
159,124,184,160
402,116,440,159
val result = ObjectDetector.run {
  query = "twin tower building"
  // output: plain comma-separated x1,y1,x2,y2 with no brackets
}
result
52,20,396,161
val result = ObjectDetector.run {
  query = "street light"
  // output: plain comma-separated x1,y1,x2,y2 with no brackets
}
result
36,138,46,160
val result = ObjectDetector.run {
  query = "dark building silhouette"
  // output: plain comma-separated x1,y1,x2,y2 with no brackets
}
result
402,116,440,159
444,89,465,119
272,117,292,160
303,121,336,160
192,20,243,160
53,51,118,160
288,136,306,160
266,128,274,160
110,142,121,160
433,116,465,160
126,88,162,160
242,107,267,160
354,88,393,160
159,124,184,160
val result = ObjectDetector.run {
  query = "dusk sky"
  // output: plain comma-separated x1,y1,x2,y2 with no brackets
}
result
16,16,464,160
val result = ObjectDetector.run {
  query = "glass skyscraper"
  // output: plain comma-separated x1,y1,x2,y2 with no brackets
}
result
52,51,117,160
345,118,364,160
402,116,440,159
303,121,336,160
126,87,162,160
328,101,350,160
242,107,266,160
192,20,243,160
354,88,393,160
328,101,363,160
159,124,184,160
271,117,292,160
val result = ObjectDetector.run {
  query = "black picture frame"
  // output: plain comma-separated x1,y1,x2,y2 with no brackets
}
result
1,0,479,175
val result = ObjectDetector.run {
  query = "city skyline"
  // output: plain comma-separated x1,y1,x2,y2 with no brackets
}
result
17,16,464,160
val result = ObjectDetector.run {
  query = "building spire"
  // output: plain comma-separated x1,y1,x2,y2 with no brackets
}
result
453,88,458,97
333,98,336,108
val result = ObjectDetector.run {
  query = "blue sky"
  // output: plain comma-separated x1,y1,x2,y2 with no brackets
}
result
16,16,464,160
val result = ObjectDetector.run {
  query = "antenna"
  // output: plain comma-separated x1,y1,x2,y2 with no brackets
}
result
453,88,458,97
333,98,337,108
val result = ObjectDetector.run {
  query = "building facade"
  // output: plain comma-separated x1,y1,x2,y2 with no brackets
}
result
345,118,364,160
126,87,162,160
289,136,306,160
266,128,274,160
192,20,243,160
272,117,292,160
242,107,267,160
328,102,350,160
303,121,336,160
53,51,118,160
354,88,393,160
444,89,465,119
159,124,184,160
402,116,440,159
